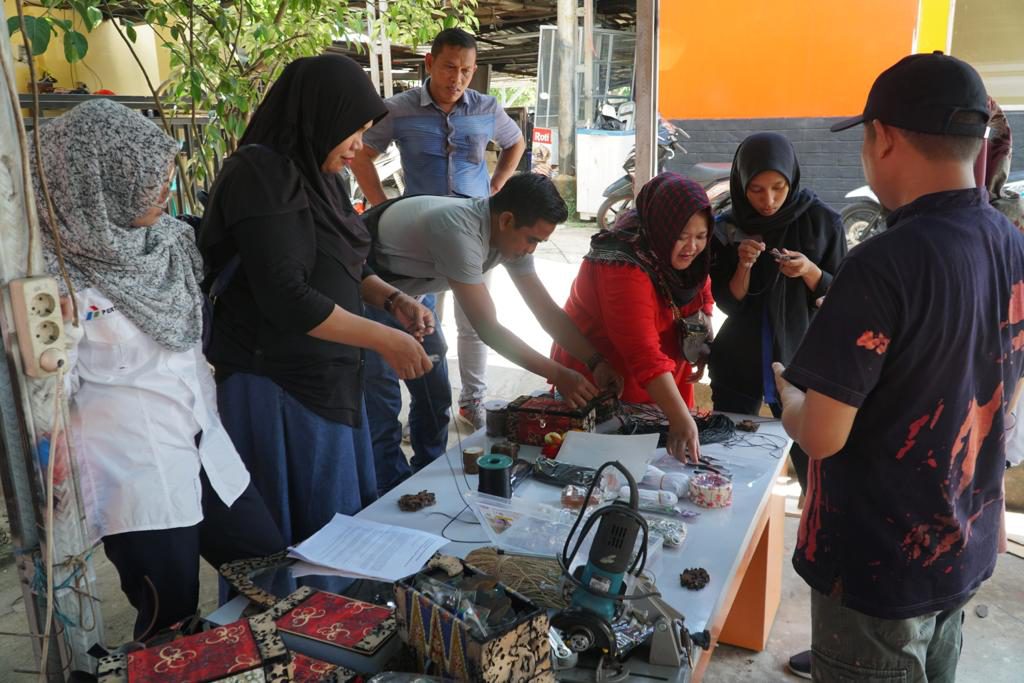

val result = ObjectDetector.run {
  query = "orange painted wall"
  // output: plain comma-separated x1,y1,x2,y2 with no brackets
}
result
659,0,920,119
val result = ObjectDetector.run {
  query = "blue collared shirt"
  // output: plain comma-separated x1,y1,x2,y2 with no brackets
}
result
362,80,523,198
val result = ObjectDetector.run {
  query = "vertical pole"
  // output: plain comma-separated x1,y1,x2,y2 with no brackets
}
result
634,0,660,190
367,3,381,95
583,0,595,127
379,1,394,98
1,5,103,677
556,0,576,176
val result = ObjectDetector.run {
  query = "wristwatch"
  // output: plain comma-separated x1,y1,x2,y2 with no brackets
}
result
383,289,402,313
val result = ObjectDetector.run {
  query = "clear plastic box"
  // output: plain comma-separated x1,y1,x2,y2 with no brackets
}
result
463,491,664,571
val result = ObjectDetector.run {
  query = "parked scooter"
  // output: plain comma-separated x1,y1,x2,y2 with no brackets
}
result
842,171,1024,247
597,122,686,230
342,142,405,212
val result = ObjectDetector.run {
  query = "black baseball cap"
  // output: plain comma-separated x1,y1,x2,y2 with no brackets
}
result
830,52,989,137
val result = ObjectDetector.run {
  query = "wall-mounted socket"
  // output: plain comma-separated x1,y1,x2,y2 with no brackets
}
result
9,277,67,378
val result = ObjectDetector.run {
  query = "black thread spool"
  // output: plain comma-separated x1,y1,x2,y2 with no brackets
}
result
484,400,509,437
477,454,513,499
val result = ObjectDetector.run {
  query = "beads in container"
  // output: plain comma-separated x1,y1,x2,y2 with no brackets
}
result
560,484,601,510
689,472,732,508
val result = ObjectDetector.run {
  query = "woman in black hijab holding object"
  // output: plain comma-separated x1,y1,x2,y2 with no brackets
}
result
200,55,434,556
709,133,846,490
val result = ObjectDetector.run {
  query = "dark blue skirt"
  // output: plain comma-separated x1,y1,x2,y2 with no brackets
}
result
217,372,378,546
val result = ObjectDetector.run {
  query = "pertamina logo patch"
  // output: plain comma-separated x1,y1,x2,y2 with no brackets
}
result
84,304,115,321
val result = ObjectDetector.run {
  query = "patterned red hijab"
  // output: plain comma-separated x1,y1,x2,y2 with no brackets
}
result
587,172,712,305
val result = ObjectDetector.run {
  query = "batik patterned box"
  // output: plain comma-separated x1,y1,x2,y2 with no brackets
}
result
97,613,289,682
267,586,396,656
290,652,360,682
504,395,596,446
393,561,554,683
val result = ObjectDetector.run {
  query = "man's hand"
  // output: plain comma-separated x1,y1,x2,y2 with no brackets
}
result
591,360,624,397
738,239,766,268
772,362,802,404
552,366,599,408
391,294,435,342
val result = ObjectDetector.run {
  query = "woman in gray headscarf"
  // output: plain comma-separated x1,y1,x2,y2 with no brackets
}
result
33,98,283,640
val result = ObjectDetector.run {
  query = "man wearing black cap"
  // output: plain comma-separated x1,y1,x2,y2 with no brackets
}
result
773,52,1024,681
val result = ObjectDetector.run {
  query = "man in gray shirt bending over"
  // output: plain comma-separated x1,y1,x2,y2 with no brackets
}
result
363,173,622,493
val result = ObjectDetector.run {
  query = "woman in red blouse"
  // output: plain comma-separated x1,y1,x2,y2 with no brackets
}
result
552,172,713,462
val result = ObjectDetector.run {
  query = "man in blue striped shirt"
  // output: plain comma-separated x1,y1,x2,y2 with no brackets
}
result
353,29,525,453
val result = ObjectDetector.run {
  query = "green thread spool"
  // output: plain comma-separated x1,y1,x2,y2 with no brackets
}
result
477,454,513,498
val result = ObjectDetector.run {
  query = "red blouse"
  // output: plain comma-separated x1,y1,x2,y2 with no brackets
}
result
551,261,713,407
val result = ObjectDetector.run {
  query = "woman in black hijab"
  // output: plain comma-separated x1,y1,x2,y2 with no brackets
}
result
709,133,846,490
200,55,433,558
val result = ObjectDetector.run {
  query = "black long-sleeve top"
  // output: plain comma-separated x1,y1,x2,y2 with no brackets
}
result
708,202,847,401
199,146,372,425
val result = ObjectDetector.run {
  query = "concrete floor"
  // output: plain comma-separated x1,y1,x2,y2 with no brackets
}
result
1,224,1022,680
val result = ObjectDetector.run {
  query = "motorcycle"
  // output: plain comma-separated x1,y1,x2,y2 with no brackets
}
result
342,142,405,213
597,123,732,229
842,171,1024,248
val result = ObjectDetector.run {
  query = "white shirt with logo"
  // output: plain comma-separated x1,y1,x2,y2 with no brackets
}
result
67,288,250,542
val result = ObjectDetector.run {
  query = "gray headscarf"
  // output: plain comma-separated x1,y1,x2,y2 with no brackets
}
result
31,99,203,352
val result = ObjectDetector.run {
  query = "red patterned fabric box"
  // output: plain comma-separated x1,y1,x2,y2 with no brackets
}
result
97,613,289,682
504,395,596,446
291,652,360,682
267,587,396,657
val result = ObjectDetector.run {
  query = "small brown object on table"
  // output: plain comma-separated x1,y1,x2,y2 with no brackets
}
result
398,490,436,512
680,567,710,590
737,419,760,432
490,440,520,458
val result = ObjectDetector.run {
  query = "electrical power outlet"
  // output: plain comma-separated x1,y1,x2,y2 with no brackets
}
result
8,277,67,378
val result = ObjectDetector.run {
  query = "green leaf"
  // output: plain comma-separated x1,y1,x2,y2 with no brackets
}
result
444,15,457,29
63,30,88,63
18,16,54,56
126,23,137,43
87,7,103,31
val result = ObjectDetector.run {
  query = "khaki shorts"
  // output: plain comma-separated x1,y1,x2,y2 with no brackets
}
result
810,589,968,682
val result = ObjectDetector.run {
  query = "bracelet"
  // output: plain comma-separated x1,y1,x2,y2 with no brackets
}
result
585,352,605,372
383,289,402,313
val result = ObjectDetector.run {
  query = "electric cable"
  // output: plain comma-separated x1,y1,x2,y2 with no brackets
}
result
557,462,660,603
11,0,80,323
37,367,63,683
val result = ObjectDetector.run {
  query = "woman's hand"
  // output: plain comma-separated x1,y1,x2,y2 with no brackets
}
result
377,328,433,380
391,294,435,342
592,360,624,398
777,249,815,278
552,365,599,408
737,239,765,269
666,412,700,463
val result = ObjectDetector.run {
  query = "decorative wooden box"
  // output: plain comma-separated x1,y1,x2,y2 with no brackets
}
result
97,613,289,682
504,395,596,446
393,561,554,683
266,586,396,659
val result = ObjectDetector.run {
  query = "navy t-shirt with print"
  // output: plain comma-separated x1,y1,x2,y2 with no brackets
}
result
783,188,1024,620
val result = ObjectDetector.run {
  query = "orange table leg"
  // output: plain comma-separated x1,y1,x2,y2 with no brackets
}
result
690,491,786,682
718,490,785,651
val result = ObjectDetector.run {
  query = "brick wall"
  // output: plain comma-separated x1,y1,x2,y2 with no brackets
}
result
666,113,1024,212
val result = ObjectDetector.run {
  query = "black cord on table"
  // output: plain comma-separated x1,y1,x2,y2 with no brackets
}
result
429,505,489,544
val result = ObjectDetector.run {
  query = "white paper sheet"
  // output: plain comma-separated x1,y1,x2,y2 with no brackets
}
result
287,514,448,582
555,431,661,483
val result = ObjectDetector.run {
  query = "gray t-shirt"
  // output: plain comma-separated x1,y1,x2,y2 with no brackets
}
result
373,195,536,296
